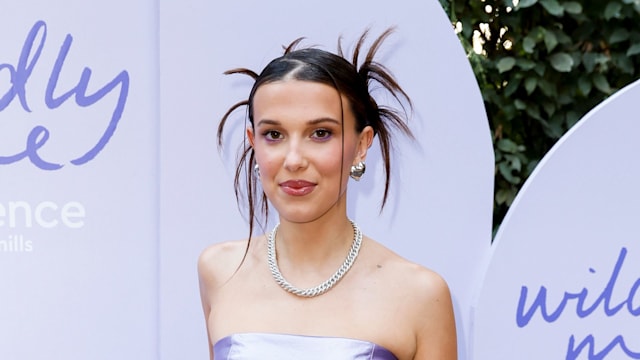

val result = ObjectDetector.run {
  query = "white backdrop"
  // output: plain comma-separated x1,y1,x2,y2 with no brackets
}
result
158,1,493,359
473,80,640,359
0,1,158,359
1,1,495,359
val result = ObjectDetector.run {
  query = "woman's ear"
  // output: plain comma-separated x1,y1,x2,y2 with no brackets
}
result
246,127,255,148
356,126,374,162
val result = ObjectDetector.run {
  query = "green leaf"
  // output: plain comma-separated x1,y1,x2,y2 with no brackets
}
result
592,73,612,94
533,63,546,76
538,79,557,97
504,154,523,172
541,101,556,117
524,77,538,94
544,30,558,52
565,111,581,128
517,0,539,9
497,57,517,73
548,114,565,138
498,162,522,185
578,76,592,96
503,103,518,120
530,26,546,41
609,28,630,44
525,103,543,120
523,36,537,53
557,93,573,105
516,59,537,70
549,52,574,72
495,189,507,205
461,21,473,39
496,138,519,153
614,53,634,74
563,1,583,14
582,52,597,72
514,99,527,110
504,78,521,97
604,2,623,19
570,51,582,67
628,43,640,56
496,188,517,206
540,0,564,15
595,53,610,67
554,30,572,45
526,160,539,175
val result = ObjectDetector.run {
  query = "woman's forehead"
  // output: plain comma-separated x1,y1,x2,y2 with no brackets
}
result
254,81,346,110
252,80,359,129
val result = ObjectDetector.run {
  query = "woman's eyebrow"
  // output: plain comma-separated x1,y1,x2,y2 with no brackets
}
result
308,117,340,125
255,119,280,127
256,117,340,127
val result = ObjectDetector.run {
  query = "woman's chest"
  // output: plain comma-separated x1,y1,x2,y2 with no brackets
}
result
209,280,415,359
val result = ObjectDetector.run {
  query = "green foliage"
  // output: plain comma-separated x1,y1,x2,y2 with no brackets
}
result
439,0,640,234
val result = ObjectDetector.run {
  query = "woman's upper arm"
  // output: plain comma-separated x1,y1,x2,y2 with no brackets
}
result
412,271,458,360
198,247,217,359
198,240,246,360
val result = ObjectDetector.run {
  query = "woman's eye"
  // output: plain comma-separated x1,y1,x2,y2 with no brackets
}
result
263,130,282,140
312,129,332,140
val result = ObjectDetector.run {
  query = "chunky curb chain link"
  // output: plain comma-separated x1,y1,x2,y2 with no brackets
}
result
267,220,362,298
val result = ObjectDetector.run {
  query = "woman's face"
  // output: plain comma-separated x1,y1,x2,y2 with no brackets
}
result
248,80,373,224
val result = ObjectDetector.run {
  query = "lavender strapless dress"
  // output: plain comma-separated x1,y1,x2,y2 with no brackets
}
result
213,333,398,360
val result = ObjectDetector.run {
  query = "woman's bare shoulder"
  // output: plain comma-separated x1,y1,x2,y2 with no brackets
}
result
398,259,450,299
197,239,248,288
364,238,454,323
365,238,450,294
374,243,457,359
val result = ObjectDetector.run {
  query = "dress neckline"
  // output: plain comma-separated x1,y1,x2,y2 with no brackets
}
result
213,332,398,359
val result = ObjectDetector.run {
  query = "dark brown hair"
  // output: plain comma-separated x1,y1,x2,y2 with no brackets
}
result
218,28,413,239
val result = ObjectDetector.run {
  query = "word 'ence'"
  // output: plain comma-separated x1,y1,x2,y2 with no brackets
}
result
0,20,129,170
0,201,85,229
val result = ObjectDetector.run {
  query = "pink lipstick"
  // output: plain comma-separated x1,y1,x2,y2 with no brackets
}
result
279,180,316,196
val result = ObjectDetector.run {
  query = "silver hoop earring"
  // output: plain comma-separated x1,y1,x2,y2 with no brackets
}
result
254,164,260,178
350,161,366,181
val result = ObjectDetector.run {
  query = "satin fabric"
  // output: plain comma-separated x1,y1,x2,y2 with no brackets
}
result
213,332,398,360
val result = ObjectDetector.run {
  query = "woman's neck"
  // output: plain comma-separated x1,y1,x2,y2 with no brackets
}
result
273,213,355,272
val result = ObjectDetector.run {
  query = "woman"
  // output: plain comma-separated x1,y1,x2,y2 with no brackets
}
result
199,28,457,360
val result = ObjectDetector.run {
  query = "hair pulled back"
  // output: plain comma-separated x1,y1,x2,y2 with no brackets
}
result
218,28,413,237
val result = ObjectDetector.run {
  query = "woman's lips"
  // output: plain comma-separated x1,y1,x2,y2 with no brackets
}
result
279,180,316,196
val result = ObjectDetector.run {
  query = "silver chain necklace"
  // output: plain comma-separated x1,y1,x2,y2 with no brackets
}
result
267,219,363,298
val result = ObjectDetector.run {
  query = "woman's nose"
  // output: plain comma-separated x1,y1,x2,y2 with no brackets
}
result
283,140,307,172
